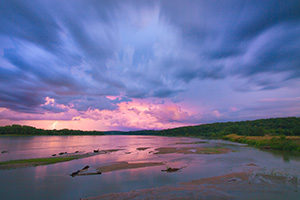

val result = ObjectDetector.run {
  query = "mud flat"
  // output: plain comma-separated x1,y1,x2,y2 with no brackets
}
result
154,147,231,154
174,141,207,145
96,161,164,173
75,161,164,176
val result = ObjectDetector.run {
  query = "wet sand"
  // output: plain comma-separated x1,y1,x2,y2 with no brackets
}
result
182,171,250,186
174,141,207,145
75,161,164,176
154,147,231,154
83,168,300,200
92,161,164,173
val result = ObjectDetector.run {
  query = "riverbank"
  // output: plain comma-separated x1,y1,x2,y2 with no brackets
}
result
223,134,300,152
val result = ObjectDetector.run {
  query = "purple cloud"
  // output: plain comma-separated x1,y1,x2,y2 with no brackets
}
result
0,0,299,129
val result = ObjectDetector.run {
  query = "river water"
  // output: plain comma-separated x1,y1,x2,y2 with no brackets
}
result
0,135,299,199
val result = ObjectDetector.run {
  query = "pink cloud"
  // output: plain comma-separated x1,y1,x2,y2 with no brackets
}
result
230,107,238,112
144,105,190,123
0,97,201,131
212,110,221,117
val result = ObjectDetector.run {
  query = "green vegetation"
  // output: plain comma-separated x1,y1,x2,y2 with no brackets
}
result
152,117,300,152
0,124,104,136
106,117,300,138
224,134,300,152
156,117,300,137
0,157,74,166
0,156,77,169
0,153,101,169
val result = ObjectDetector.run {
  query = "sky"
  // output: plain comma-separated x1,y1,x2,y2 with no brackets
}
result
0,0,300,131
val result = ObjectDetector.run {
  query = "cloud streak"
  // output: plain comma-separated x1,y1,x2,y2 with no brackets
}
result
0,0,299,130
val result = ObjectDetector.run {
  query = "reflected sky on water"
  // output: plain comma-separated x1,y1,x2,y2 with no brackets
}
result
0,135,299,200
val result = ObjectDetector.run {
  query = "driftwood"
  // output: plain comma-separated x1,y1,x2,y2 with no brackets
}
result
70,170,81,177
161,167,181,173
70,165,93,177
82,165,89,170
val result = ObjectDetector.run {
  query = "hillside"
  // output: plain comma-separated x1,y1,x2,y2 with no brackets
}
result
156,117,300,137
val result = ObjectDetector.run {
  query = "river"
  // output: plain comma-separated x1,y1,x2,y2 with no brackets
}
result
0,135,299,199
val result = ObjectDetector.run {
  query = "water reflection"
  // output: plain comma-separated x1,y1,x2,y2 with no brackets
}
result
259,148,300,163
0,135,300,200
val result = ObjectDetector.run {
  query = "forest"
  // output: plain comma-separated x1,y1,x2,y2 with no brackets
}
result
155,117,300,137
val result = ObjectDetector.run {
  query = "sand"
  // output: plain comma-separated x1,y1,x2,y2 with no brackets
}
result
174,141,207,145
153,147,231,155
97,161,164,173
75,161,164,176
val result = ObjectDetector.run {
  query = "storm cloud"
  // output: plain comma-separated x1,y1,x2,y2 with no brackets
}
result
0,0,299,130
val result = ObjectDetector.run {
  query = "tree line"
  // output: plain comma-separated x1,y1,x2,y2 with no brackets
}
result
155,117,300,138
0,125,104,135
1,117,299,137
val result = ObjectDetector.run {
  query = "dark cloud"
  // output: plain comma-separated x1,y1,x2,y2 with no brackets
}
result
0,0,299,118
41,104,67,113
236,0,300,41
0,0,61,50
159,0,300,88
71,97,117,112
110,97,132,104
0,86,44,113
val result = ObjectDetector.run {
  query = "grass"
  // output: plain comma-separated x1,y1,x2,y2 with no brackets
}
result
200,147,222,154
224,134,300,152
0,157,75,166
0,154,93,169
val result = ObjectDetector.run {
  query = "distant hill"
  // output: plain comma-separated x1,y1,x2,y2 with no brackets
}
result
106,117,300,138
155,117,300,137
105,130,157,135
1,117,299,137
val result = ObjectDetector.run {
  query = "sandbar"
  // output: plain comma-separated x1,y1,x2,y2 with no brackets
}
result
0,149,123,169
154,147,231,154
95,161,164,173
